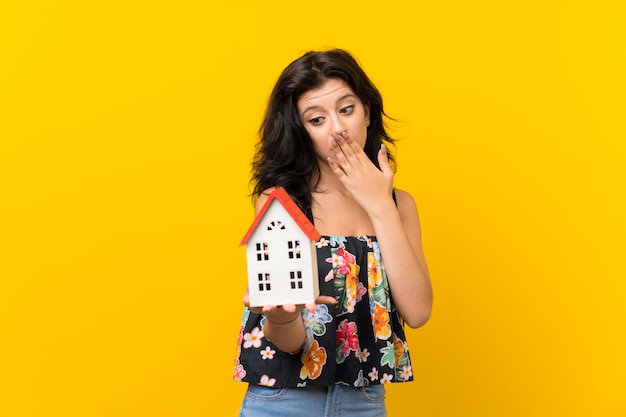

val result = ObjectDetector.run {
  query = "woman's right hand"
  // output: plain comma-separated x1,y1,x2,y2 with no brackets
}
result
242,287,337,322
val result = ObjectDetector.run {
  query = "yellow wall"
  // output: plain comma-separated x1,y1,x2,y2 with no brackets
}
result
1,1,624,416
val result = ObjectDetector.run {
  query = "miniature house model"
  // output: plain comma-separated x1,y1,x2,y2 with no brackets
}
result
240,187,321,308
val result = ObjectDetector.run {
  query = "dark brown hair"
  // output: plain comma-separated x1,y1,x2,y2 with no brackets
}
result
250,48,396,214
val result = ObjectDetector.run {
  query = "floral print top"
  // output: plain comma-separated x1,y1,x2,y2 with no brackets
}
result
233,235,413,388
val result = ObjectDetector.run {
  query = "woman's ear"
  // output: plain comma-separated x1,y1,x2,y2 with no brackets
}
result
364,102,371,127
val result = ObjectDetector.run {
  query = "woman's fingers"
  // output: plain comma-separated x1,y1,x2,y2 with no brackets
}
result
378,144,394,176
244,289,337,318
330,135,352,169
331,131,363,163
281,303,298,313
316,295,338,305
329,132,365,180
305,295,337,313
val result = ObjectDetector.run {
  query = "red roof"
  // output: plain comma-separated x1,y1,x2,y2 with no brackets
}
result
240,187,321,246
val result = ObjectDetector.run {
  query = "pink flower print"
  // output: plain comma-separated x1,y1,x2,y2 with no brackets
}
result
338,247,356,264
336,319,359,358
399,365,413,381
259,374,276,386
243,327,264,349
316,237,329,248
235,327,244,359
261,346,276,360
233,364,246,381
326,253,344,272
324,269,335,282
357,348,370,362
336,248,356,275
381,373,393,384
237,326,244,345
327,248,356,275
356,282,366,302
368,367,379,381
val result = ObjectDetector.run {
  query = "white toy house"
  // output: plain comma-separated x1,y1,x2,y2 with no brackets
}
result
240,187,321,308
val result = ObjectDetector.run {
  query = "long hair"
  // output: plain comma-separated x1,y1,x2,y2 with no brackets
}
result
250,48,396,214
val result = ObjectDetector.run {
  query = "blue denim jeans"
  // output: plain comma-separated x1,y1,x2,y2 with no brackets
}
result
239,384,386,417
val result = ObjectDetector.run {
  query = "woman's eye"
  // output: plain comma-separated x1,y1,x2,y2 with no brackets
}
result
340,105,355,115
308,117,324,125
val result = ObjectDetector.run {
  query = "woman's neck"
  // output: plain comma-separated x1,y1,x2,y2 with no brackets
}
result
311,164,347,194
310,168,376,236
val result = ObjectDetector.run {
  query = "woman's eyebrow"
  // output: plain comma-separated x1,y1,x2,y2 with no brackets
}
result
336,94,357,104
301,94,357,117
301,105,320,117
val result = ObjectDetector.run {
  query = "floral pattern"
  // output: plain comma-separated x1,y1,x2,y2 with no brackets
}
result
233,235,413,388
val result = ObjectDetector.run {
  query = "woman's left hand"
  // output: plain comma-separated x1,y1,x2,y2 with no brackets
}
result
327,131,394,210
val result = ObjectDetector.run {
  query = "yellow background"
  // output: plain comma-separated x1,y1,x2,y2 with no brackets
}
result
1,1,625,416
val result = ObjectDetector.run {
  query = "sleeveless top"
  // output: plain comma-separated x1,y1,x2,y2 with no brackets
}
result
233,194,414,388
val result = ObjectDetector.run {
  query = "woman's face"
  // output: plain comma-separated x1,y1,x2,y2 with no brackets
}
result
297,78,370,163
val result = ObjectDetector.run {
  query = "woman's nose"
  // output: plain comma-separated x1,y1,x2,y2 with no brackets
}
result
329,115,346,134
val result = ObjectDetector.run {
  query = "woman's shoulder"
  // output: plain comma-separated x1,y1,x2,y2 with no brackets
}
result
393,188,416,207
258,187,279,199
254,187,279,212
393,188,421,220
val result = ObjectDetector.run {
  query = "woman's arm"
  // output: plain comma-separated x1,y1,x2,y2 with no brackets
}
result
369,189,432,328
328,133,433,328
243,286,306,354
242,188,335,353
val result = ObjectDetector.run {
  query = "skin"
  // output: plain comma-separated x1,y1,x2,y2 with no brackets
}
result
243,79,433,354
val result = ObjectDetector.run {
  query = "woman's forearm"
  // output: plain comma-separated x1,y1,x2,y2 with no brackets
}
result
263,314,306,354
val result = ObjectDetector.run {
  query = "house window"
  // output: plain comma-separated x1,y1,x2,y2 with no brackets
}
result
256,242,269,261
258,273,271,291
289,270,303,290
287,240,301,259
267,220,286,231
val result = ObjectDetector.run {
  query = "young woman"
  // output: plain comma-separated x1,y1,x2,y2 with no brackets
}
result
234,48,432,417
